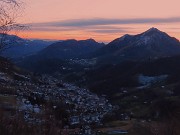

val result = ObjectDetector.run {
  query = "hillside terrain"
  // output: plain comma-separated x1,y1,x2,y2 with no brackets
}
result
1,28,180,134
93,28,180,64
0,57,113,135
0,34,56,59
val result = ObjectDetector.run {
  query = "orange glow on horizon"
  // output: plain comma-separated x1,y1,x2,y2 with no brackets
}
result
17,29,180,43
18,31,125,43
16,0,180,43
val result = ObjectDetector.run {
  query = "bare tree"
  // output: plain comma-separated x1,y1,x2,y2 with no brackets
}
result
0,0,24,51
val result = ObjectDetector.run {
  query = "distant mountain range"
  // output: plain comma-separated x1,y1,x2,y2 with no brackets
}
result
15,28,180,74
2,28,180,63
0,34,57,58
37,39,104,59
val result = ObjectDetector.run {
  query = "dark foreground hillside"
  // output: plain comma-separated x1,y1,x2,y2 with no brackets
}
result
0,57,114,135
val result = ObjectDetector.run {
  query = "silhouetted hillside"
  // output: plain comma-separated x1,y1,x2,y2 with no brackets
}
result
93,28,180,64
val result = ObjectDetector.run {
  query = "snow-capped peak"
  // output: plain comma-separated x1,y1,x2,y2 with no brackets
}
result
146,27,160,32
118,28,166,43
136,27,170,45
142,27,165,37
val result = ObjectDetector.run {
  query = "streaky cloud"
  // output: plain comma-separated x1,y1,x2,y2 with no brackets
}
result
29,17,180,27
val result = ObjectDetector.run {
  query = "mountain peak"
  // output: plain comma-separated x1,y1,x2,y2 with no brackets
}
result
84,38,96,42
142,27,164,36
147,27,160,32
118,34,132,41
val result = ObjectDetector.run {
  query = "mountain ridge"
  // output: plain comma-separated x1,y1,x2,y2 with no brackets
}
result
37,38,105,59
93,27,180,64
0,34,56,59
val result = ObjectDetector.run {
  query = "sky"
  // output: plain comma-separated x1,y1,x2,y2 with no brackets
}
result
17,0,180,42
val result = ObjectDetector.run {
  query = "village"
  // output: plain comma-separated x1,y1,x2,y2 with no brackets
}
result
0,72,114,134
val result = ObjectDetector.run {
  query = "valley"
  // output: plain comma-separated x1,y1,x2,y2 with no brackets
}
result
0,28,180,135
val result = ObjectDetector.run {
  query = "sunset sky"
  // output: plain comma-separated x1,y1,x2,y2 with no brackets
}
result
18,0,180,42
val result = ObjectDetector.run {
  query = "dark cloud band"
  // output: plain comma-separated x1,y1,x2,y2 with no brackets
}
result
30,17,180,27
25,17,180,34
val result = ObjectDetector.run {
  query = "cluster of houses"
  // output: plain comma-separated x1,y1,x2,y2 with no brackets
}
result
68,58,97,66
0,72,114,131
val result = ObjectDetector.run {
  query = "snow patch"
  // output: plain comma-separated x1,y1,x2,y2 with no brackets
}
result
138,74,168,87
0,72,11,82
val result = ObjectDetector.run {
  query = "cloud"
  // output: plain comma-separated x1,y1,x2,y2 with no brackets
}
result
30,17,180,27
26,17,180,34
29,23,132,34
